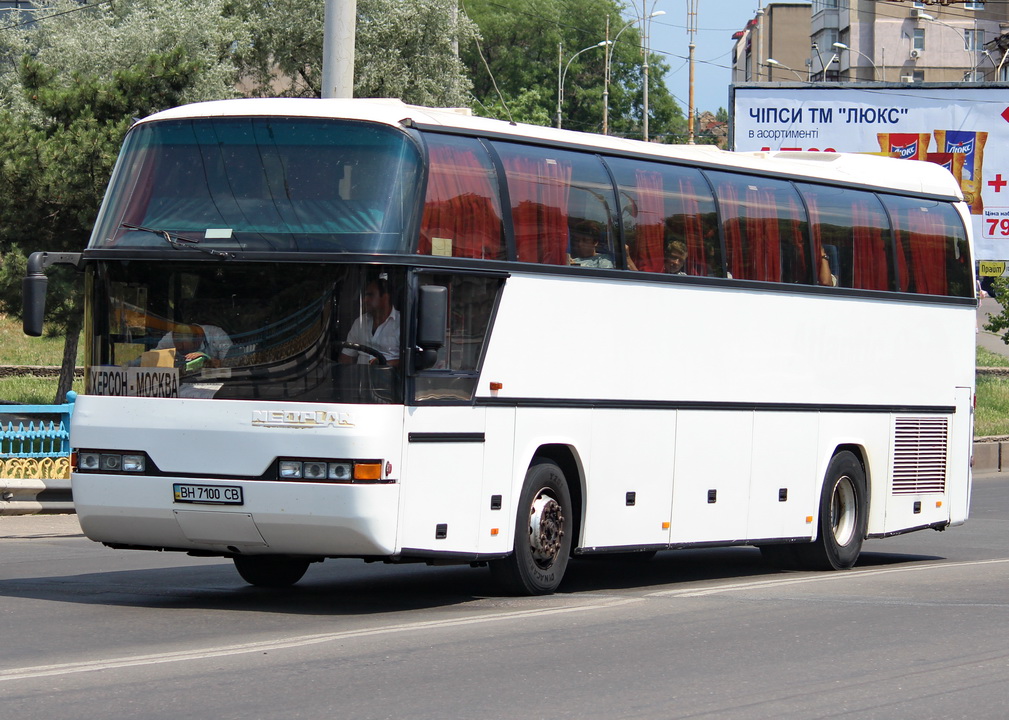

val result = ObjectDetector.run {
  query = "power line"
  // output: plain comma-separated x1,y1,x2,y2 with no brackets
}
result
0,0,114,32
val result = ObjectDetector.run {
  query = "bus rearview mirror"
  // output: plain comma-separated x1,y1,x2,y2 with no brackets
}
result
416,285,447,370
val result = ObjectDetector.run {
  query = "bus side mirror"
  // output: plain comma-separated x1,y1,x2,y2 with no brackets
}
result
416,285,447,370
23,253,51,337
22,251,82,337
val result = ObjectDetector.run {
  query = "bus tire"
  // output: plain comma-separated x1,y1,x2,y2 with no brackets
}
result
490,459,572,596
233,555,311,587
796,451,867,571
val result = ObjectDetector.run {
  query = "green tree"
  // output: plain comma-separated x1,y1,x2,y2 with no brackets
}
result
0,50,202,402
462,0,685,140
0,0,246,116
228,0,477,106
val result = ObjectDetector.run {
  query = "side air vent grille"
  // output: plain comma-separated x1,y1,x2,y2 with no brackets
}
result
892,416,948,495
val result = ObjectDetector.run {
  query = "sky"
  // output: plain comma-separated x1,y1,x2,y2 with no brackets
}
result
633,0,772,115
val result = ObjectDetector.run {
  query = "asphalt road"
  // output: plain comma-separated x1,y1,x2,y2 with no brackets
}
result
2,476,1008,720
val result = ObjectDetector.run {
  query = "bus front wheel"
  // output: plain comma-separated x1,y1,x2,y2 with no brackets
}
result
233,555,311,587
796,451,867,570
490,459,572,596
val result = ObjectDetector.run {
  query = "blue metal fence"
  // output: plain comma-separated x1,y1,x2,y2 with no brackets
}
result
0,393,74,458
0,392,76,514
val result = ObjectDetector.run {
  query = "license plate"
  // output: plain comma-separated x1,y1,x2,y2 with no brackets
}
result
173,483,244,505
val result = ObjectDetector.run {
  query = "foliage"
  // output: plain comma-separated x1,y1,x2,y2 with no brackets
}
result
983,277,1009,344
0,50,202,401
0,0,245,117
228,0,477,106
461,0,686,139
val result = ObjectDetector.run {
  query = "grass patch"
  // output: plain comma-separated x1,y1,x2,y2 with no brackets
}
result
975,374,1009,438
0,375,84,406
0,313,82,405
977,346,1009,368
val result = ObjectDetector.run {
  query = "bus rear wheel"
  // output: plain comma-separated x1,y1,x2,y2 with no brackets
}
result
796,451,867,571
233,555,311,587
490,459,572,596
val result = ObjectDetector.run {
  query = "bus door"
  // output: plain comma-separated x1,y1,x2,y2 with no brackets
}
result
398,272,507,556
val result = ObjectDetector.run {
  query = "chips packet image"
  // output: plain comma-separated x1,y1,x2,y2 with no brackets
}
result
934,130,987,214
924,152,966,185
876,132,931,160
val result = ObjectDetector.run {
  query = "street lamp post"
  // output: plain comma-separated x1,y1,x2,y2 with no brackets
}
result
603,10,665,136
832,42,879,81
557,40,610,130
920,12,981,80
765,58,804,81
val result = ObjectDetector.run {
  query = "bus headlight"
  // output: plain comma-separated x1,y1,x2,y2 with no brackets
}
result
276,458,390,483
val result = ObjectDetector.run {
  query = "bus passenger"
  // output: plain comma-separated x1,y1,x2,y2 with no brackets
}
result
339,276,401,367
664,240,688,275
568,220,614,268
156,323,232,369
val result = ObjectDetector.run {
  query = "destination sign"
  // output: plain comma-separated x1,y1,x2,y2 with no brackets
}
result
88,367,180,397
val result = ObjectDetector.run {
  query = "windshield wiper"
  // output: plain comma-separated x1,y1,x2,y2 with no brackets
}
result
119,223,235,259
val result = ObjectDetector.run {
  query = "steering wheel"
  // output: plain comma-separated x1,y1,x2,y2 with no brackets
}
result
337,341,387,366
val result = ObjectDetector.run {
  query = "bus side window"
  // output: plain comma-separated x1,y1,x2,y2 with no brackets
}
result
418,135,506,260
607,158,721,277
706,171,808,283
493,143,616,266
799,183,895,291
880,195,972,297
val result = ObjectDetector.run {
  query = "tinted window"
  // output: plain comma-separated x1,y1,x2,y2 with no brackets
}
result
798,184,895,291
880,195,972,297
493,142,617,267
419,135,505,260
706,171,810,283
607,158,722,277
92,118,422,253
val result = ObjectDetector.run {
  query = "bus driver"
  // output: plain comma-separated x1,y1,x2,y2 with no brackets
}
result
338,276,401,367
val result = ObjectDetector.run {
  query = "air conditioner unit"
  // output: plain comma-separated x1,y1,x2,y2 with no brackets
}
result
900,75,916,83
910,49,921,59
911,7,924,19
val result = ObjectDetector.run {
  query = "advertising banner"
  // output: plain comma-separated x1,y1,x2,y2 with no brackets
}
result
731,83,1009,264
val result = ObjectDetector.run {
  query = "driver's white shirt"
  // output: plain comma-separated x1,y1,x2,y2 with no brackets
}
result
342,308,400,364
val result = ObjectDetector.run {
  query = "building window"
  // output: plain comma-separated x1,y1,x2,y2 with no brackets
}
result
912,1,925,7
913,28,925,51
964,2,984,10
965,29,984,52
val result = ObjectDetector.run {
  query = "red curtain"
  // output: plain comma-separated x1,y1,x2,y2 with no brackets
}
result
739,186,781,282
419,143,504,259
503,155,571,264
851,201,888,291
633,169,665,272
904,207,948,295
720,181,745,280
679,176,708,276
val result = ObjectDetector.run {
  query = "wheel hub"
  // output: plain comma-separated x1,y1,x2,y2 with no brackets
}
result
528,493,564,567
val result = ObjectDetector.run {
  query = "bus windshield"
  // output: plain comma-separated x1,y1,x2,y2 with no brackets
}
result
90,118,422,253
89,261,405,404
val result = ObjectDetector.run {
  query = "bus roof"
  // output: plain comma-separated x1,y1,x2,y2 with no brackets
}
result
141,98,963,201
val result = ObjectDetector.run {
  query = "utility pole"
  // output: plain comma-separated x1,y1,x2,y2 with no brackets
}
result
687,0,697,144
322,0,356,99
641,0,650,141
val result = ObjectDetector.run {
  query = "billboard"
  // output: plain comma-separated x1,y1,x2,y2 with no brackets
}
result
731,82,1009,265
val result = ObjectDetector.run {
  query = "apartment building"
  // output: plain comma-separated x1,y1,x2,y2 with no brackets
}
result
733,1,1009,84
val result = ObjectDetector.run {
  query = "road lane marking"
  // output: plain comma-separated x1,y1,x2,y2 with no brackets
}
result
0,597,640,682
648,557,1009,598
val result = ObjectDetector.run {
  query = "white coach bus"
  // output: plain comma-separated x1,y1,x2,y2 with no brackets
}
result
24,99,975,595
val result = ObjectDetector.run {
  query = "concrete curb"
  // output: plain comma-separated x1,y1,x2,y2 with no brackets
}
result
973,439,1009,474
